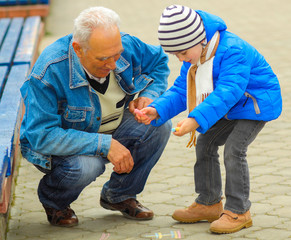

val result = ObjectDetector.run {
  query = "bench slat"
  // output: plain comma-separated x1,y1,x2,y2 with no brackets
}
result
0,66,8,98
8,1,17,5
0,17,24,66
14,16,41,65
0,1,8,6
0,64,29,105
19,0,35,5
0,0,50,5
0,18,10,47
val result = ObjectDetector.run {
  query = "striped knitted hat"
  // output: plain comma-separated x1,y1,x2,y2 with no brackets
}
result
158,5,206,53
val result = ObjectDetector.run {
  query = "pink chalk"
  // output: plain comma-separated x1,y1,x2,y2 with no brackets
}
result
134,109,145,117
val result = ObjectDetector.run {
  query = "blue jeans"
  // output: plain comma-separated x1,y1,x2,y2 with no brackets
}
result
194,119,266,214
37,110,171,210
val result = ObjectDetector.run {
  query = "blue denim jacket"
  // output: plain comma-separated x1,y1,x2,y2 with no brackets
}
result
20,32,169,169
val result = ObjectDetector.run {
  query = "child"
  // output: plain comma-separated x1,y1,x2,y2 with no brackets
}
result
137,5,282,234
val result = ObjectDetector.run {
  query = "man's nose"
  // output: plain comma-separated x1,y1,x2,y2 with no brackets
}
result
104,57,117,70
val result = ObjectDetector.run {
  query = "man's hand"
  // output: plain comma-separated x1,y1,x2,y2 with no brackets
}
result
129,97,155,124
129,97,153,113
135,107,159,125
107,139,134,174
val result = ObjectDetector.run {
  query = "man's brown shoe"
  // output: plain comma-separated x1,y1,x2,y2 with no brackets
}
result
43,205,78,227
100,198,154,220
172,201,223,223
210,210,253,234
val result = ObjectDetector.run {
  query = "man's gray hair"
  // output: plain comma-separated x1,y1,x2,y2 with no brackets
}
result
73,6,121,48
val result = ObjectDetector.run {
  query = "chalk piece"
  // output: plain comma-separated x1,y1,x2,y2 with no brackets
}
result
171,127,180,132
134,108,145,117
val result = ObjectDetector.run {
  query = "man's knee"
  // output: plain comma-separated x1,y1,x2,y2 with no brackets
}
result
59,155,106,187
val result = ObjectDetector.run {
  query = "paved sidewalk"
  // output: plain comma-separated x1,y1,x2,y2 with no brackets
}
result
7,0,291,239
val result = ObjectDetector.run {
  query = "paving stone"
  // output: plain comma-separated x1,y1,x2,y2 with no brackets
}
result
268,207,291,220
246,228,291,240
265,195,291,207
252,175,287,184
255,184,291,195
252,214,288,228
251,203,275,215
107,223,156,239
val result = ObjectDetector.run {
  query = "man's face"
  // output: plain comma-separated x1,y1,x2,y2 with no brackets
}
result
73,26,124,78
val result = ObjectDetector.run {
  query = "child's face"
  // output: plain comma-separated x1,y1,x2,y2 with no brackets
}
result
173,43,203,65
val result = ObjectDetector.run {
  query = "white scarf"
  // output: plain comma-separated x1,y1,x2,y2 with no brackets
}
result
186,31,220,147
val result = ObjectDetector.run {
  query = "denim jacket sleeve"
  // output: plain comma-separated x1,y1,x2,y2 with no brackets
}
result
138,43,170,100
118,33,170,100
20,75,111,158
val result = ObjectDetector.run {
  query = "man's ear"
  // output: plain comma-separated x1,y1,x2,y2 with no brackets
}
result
72,41,82,57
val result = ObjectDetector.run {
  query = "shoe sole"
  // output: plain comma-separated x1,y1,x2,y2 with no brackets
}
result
100,199,117,211
100,199,153,221
49,222,79,228
210,219,253,234
172,214,219,223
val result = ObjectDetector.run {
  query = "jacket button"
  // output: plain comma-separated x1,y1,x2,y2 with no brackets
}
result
97,117,100,121
100,152,104,156
45,162,50,167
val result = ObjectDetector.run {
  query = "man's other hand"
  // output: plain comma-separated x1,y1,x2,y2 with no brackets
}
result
107,139,134,174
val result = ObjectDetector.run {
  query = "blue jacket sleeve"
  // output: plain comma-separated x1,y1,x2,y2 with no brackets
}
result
150,62,190,126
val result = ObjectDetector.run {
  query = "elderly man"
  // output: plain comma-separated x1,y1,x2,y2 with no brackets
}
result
20,6,171,227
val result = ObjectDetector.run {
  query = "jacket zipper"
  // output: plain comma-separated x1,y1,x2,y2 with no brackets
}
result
244,92,261,114
225,92,261,119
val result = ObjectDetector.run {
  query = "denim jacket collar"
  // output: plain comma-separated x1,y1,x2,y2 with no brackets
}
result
68,39,130,90
69,41,88,89
114,55,130,74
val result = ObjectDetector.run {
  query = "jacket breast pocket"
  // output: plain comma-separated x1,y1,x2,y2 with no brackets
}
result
62,105,91,131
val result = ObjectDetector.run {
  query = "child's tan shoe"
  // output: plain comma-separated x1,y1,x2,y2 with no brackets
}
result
210,210,253,234
172,201,223,223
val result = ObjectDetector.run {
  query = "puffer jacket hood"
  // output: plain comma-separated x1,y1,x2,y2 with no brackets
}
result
197,10,227,42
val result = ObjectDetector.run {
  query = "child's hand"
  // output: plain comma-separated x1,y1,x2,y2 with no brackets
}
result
134,107,158,125
172,118,199,136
